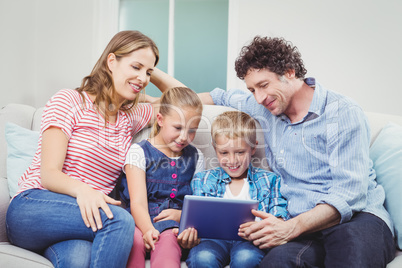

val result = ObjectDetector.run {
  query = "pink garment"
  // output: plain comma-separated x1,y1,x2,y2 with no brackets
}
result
127,227,182,268
17,89,153,197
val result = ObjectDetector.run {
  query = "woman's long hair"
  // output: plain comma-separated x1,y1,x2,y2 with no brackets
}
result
76,30,159,121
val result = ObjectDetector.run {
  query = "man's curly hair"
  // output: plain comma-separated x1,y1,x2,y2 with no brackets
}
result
235,36,307,80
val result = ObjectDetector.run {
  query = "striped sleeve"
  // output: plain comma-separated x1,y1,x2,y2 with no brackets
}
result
41,89,85,138
126,103,153,135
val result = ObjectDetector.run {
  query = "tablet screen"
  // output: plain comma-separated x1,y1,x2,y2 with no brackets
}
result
179,195,258,240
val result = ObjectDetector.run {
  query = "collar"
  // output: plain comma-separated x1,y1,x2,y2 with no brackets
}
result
306,77,325,117
279,77,326,123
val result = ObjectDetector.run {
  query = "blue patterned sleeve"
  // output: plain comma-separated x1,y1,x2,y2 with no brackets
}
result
267,173,290,220
210,88,255,113
191,171,205,196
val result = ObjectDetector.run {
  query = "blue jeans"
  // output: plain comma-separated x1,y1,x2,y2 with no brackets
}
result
6,189,135,268
259,212,395,268
186,238,265,268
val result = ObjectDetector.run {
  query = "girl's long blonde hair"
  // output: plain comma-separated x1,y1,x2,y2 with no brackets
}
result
151,87,203,138
76,30,159,121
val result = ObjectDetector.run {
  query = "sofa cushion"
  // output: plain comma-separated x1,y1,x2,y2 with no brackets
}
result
370,122,402,249
5,123,39,197
0,104,37,180
0,178,10,242
0,242,53,267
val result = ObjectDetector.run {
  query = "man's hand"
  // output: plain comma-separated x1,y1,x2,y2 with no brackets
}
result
240,209,296,249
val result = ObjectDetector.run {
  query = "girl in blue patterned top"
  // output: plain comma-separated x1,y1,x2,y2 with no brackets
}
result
187,111,289,268
120,87,204,267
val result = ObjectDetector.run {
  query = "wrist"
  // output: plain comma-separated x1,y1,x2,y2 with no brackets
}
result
71,182,92,198
286,217,303,240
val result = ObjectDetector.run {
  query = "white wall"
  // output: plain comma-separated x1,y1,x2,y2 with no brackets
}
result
0,0,119,108
227,0,402,116
1,0,401,117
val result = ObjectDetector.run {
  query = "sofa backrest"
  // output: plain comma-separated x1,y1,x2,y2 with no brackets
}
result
365,111,402,146
2,103,402,181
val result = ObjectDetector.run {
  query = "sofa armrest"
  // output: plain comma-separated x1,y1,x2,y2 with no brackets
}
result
0,177,10,242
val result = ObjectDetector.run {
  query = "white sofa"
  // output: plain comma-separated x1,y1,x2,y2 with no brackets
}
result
1,103,401,267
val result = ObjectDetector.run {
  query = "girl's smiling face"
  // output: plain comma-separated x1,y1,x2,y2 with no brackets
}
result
155,106,201,157
107,47,156,104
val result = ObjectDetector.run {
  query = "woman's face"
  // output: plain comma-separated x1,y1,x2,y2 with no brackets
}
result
107,47,156,104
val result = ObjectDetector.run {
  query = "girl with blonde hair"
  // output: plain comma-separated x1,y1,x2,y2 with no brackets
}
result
120,86,204,267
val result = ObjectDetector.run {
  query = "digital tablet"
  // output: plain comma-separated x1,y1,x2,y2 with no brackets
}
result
179,195,258,241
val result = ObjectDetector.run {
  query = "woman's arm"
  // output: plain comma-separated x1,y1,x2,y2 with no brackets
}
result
150,68,215,105
150,68,186,92
40,127,120,232
125,164,159,250
144,68,177,126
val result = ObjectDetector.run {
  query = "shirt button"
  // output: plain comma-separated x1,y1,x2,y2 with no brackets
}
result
170,193,176,199
280,149,284,154
172,174,177,179
170,161,176,167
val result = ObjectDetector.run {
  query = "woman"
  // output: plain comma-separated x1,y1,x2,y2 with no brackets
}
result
6,30,162,268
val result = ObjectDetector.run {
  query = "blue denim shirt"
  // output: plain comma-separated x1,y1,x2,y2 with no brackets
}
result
120,140,199,233
210,78,393,233
191,164,289,220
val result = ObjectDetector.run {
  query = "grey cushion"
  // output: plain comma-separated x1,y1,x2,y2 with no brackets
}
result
0,242,53,267
0,178,9,242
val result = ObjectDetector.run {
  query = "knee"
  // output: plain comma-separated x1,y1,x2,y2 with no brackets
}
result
44,240,92,268
231,249,264,268
109,206,135,234
61,254,91,268
187,249,219,268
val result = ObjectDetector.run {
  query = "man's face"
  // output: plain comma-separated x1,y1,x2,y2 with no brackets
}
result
244,68,294,116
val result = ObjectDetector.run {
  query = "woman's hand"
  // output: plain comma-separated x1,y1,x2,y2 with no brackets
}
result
173,228,200,249
143,228,160,251
75,184,121,232
40,127,120,232
153,209,181,223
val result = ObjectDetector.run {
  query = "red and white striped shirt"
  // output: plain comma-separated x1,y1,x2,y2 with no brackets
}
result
16,89,152,196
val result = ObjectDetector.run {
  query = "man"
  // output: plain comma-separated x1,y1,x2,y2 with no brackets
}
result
198,36,395,267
